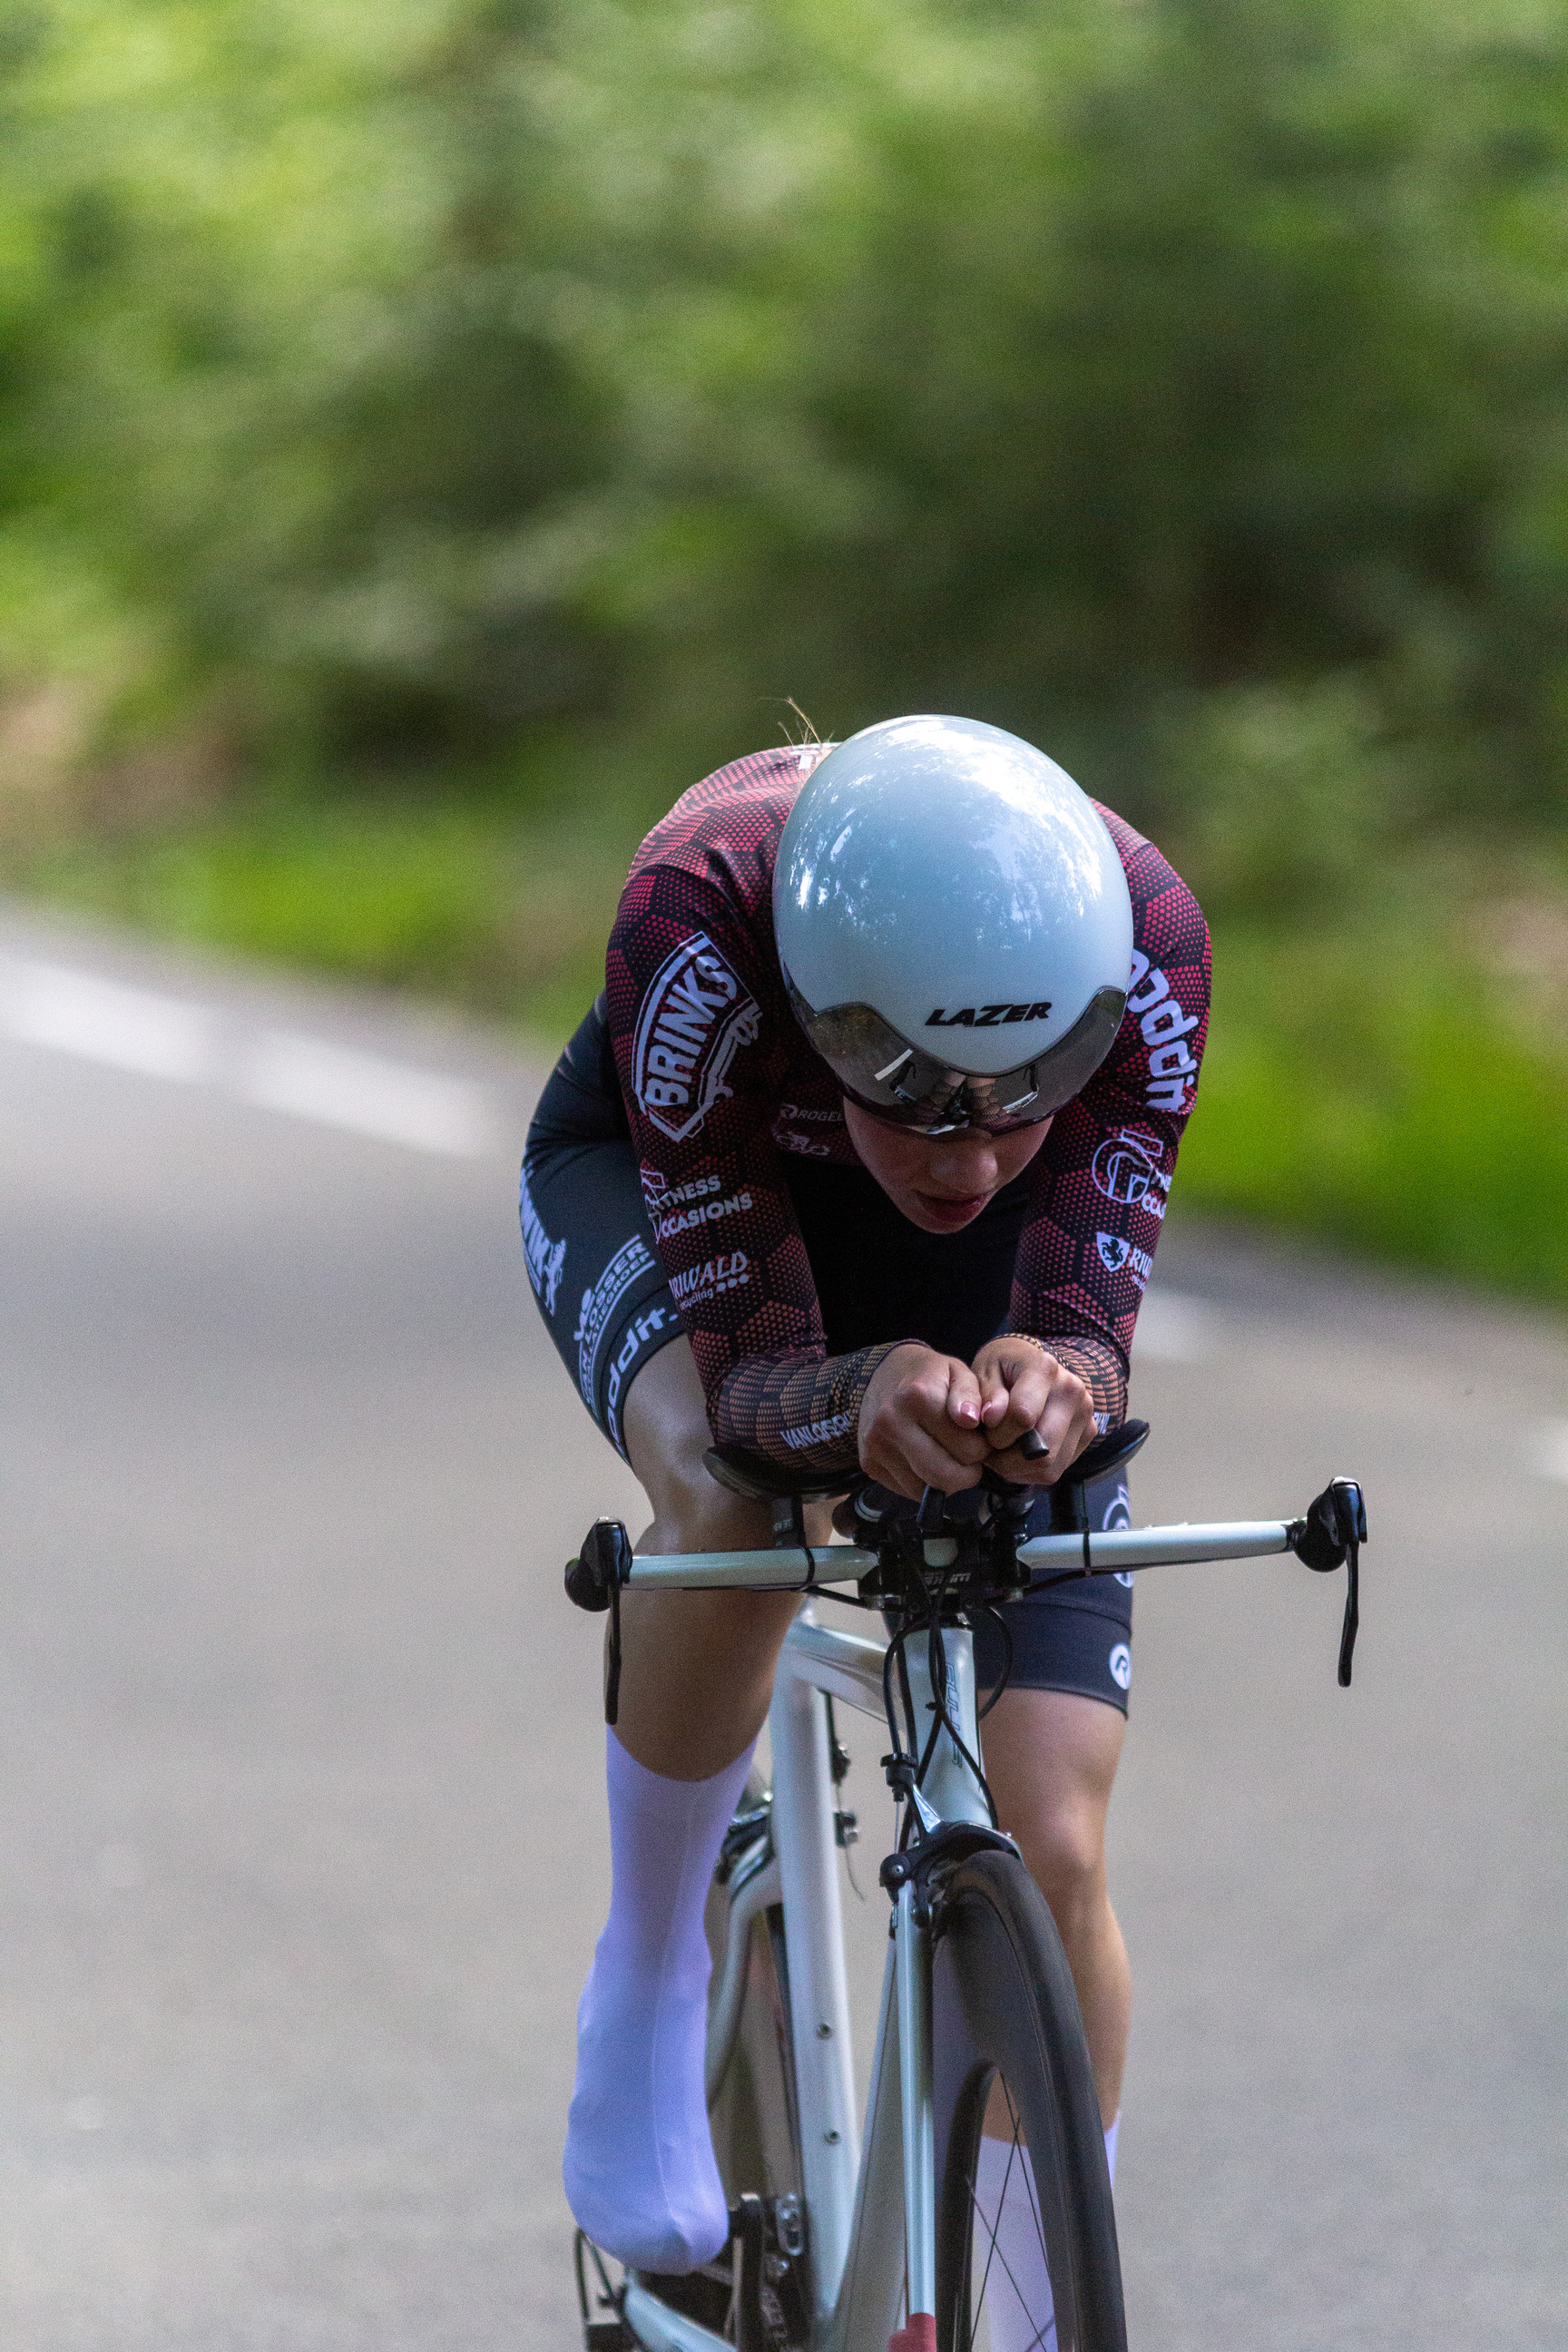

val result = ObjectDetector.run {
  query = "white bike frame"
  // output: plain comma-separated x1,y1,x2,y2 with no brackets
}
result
617,1514,1301,2352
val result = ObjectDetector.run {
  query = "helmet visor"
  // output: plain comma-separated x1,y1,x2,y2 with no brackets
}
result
787,980,1128,1133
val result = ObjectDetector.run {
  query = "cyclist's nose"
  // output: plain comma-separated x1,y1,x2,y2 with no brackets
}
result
926,1132,1000,1192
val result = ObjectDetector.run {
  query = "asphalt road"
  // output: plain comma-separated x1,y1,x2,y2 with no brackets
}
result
1,901,1563,2351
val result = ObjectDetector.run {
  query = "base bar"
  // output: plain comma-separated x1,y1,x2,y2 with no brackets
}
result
620,1519,1295,1592
1018,1519,1294,1572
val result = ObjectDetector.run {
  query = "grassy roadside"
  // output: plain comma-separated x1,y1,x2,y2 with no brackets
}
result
11,796,626,1047
1178,923,1568,1298
10,798,1568,1305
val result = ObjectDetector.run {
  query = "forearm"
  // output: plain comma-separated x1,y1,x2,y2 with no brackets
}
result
712,1339,915,1472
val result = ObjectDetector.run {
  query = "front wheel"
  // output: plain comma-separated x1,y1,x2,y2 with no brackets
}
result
932,1848,1126,2352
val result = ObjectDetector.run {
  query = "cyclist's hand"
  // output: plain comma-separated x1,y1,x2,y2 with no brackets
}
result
858,1342,993,1500
970,1336,1096,1486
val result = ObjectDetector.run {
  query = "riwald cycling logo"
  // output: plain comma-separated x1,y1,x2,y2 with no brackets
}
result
1095,1230,1153,1289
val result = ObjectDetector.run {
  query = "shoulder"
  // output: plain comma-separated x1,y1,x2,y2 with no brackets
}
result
626,742,834,914
1093,801,1208,961
604,745,837,1142
609,740,831,1011
1086,801,1210,1122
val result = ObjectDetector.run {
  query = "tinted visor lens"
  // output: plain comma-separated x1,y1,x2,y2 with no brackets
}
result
789,982,1127,1133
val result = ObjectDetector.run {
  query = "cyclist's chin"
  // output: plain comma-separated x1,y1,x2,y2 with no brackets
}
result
903,1188,992,1233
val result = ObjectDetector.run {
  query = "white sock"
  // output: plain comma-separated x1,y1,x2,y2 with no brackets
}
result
973,2121,1118,2352
564,1730,756,2273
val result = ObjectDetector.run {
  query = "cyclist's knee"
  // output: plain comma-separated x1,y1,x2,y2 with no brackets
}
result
1012,1798,1108,1931
622,1333,839,1551
983,1688,1122,1936
650,1464,773,1553
622,1338,771,1550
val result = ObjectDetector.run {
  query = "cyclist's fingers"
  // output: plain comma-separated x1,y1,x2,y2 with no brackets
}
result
945,1363,985,1435
859,1352,988,1494
995,1379,1096,1485
900,1359,989,1464
983,1358,1056,1450
864,1417,984,1499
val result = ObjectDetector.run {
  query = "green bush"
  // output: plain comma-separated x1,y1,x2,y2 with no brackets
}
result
1181,914,1568,1297
4,0,1568,816
19,794,628,1036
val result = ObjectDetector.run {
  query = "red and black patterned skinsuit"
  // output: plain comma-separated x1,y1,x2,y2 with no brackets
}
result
523,744,1210,1709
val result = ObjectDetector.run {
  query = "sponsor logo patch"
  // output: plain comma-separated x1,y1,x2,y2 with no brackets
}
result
573,1236,656,1410
519,1169,567,1314
632,935,760,1142
1091,1126,1170,1216
926,1001,1052,1028
1095,1230,1153,1289
1126,951,1200,1114
781,1410,855,1452
1108,1642,1132,1691
655,1189,752,1241
603,1302,676,1451
641,1165,725,1215
669,1250,751,1311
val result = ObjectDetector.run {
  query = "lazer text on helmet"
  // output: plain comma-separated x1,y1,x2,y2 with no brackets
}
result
924,1000,1053,1027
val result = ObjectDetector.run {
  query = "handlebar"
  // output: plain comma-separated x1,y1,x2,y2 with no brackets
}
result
561,1421,1367,1716
600,1517,1302,1591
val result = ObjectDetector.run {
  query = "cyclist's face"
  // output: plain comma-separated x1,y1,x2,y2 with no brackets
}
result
841,1096,1053,1235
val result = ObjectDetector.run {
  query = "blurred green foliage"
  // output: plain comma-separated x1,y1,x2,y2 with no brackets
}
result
2,0,1567,1290
4,0,1567,802
1180,915,1568,1294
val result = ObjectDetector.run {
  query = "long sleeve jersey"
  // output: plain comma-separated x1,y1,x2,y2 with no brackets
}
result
604,744,1210,1473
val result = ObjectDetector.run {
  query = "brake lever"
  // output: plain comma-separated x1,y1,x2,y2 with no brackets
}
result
1290,1477,1367,1686
564,1519,633,1724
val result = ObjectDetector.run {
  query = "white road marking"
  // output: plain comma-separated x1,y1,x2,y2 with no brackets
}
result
1523,1419,1568,1483
0,956,497,1158
241,1031,494,1157
1132,1289,1216,1364
2,961,217,1083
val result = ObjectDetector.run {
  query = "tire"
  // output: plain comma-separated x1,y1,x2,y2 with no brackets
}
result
931,1848,1126,2352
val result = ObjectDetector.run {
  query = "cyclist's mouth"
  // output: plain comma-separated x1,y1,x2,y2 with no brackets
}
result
915,1190,991,1230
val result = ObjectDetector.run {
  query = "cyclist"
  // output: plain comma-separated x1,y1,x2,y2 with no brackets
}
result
522,714,1209,2308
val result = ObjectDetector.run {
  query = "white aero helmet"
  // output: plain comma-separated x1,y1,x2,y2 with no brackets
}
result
774,714,1133,1132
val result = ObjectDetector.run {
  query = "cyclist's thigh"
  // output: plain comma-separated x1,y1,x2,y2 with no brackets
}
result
521,1013,683,1461
980,1687,1125,1857
971,1465,1136,1717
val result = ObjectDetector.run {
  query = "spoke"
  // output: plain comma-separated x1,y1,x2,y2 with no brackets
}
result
969,2122,1016,2319
969,2083,1055,2352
